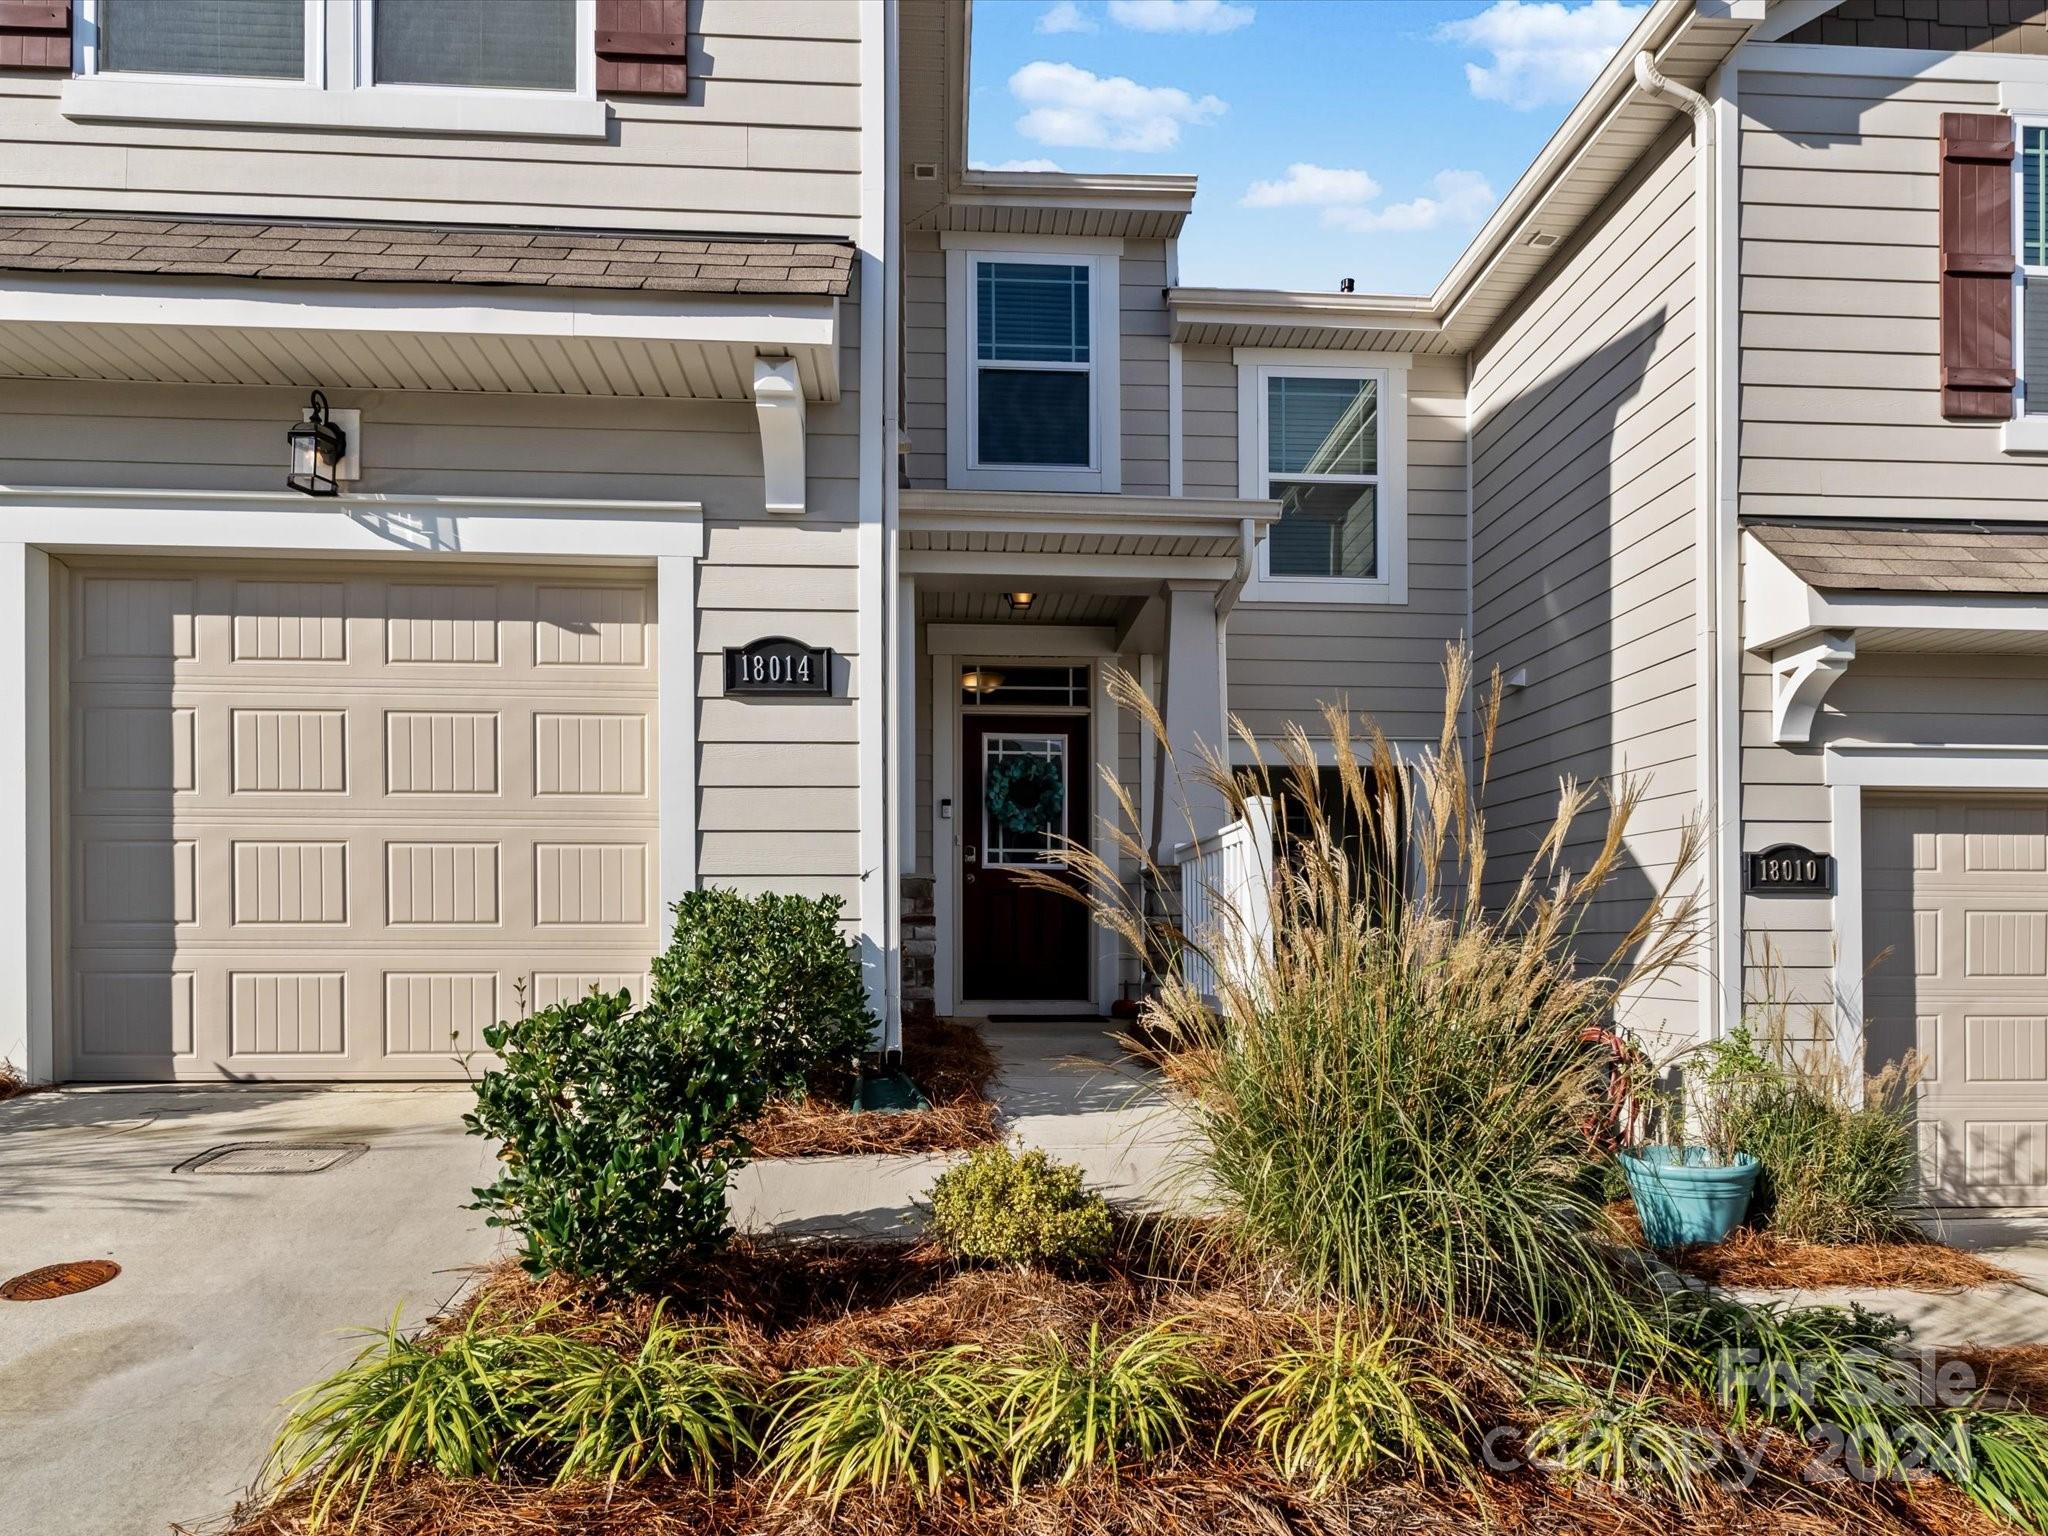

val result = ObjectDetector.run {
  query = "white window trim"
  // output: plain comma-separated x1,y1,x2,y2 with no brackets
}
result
64,0,605,140
944,241,1122,495
1235,348,1409,605
2008,112,2048,452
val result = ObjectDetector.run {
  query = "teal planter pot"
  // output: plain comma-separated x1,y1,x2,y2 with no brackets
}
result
1620,1147,1759,1248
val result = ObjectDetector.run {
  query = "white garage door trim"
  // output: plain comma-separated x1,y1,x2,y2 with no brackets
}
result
1830,744,2048,1207
0,492,703,1084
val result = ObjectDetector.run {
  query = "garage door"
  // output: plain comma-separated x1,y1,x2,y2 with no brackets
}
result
1865,798,2048,1208
62,561,660,1082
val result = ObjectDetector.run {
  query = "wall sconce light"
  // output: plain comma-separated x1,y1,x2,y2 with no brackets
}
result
1005,591,1035,612
960,666,1006,697
287,390,349,497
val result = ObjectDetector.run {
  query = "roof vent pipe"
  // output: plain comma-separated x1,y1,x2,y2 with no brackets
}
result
1339,277,1355,293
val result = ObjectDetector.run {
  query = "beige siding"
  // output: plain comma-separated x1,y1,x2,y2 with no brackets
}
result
1225,355,1472,745
1181,344,1238,499
1469,126,1700,1041
1738,635,2048,1020
1737,67,2048,521
0,0,861,236
1120,239,1172,495
903,229,947,487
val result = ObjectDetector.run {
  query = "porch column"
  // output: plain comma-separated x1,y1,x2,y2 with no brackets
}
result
1158,580,1228,854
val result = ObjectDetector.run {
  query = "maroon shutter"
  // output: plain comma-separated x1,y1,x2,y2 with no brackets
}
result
1940,111,2017,420
0,0,70,71
596,0,687,96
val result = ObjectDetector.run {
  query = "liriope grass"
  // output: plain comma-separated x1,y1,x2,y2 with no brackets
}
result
763,1348,1002,1509
1224,1319,1470,1493
1519,1367,1719,1508
996,1321,1209,1489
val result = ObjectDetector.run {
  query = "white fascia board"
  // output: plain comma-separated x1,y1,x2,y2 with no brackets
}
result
62,76,608,140
900,550,1241,583
0,273,840,351
1742,529,2048,650
900,489,1276,528
1740,41,2048,83
0,487,706,561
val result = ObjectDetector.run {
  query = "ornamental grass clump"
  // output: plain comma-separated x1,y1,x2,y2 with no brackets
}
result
996,1321,1209,1489
925,1144,1114,1269
1225,1319,1471,1492
763,1348,1003,1509
1050,647,1702,1353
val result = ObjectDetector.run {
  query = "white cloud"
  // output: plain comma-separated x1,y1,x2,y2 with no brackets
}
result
1241,162,1380,209
1325,170,1496,233
1009,61,1226,153
1435,0,1644,111
1036,1,1096,35
1107,0,1254,33
971,158,1066,173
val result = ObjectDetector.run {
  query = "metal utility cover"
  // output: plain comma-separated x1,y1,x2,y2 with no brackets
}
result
174,1141,368,1175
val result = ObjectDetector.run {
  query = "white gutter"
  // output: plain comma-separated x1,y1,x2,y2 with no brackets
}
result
1631,49,1728,1046
1214,516,1258,621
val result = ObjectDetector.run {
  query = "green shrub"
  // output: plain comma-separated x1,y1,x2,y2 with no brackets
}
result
925,1145,1114,1268
996,1321,1208,1489
528,1303,756,1488
1226,1320,1469,1492
465,988,763,1289
649,888,876,1101
765,1349,1001,1508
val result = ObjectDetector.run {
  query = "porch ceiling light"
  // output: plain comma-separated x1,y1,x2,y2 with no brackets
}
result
961,666,1006,697
286,390,348,498
1005,591,1036,612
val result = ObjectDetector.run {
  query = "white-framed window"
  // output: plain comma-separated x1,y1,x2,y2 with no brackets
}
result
944,235,1122,495
1235,350,1409,604
2017,118,2048,419
67,0,602,138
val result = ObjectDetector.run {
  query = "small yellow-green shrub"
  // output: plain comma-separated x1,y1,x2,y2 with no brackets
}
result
925,1145,1113,1268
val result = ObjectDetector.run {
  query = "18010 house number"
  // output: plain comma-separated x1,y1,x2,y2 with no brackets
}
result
1745,843,1833,895
724,637,834,697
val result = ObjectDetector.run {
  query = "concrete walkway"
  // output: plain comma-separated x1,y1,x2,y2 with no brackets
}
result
734,1017,1196,1236
1730,1214,2048,1348
0,1085,502,1536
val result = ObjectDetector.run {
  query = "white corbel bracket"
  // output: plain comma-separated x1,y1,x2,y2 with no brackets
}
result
751,357,806,516
1770,631,1855,744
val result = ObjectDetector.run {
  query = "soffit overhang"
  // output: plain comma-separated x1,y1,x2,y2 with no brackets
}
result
0,271,843,401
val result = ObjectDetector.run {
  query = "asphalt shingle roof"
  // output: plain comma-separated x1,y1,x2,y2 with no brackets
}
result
0,212,853,296
1748,520,2048,595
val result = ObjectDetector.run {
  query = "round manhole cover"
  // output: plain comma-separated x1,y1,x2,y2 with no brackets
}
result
0,1260,120,1301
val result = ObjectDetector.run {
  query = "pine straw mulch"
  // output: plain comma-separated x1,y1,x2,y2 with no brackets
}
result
1605,1205,2016,1292
741,1015,1003,1158
210,1235,2031,1536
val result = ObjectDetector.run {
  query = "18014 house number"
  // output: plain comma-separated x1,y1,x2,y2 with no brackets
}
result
724,637,833,697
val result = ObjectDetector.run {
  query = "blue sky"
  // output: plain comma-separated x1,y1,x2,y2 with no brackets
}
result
966,0,1647,294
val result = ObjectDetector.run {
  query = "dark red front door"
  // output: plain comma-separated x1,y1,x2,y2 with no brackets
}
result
960,713,1091,1002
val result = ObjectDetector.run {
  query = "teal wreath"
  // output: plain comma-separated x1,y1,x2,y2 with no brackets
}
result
985,752,1065,835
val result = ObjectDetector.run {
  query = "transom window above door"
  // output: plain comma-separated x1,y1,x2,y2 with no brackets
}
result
67,0,605,138
1237,353,1410,605
945,239,1123,495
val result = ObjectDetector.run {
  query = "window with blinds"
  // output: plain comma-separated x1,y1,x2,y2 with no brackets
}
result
2022,124,2048,417
374,0,577,92
101,0,305,79
973,260,1093,468
1263,373,1381,580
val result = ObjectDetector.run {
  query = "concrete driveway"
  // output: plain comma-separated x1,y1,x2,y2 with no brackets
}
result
0,1086,503,1536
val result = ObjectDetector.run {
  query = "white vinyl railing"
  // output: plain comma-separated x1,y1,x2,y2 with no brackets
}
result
1172,796,1278,1006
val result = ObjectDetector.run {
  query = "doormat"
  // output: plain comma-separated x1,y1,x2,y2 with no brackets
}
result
173,1141,368,1176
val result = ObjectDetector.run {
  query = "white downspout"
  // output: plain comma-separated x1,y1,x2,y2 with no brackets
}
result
1632,49,1726,1046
